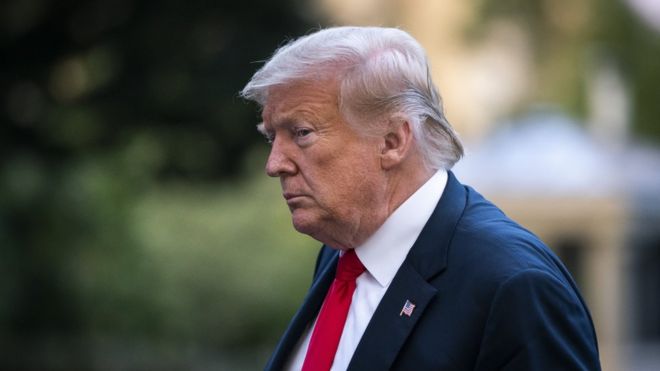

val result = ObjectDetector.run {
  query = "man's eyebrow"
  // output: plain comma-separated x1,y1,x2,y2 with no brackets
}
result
256,122,276,143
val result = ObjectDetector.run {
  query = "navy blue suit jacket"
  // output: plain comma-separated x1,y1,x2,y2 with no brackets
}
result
265,172,601,370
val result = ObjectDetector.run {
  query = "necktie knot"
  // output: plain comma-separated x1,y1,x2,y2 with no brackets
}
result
335,249,365,282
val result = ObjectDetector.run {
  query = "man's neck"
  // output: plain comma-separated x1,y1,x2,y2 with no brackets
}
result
384,165,435,218
326,163,434,251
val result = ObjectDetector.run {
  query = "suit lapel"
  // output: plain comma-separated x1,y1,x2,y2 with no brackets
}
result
265,250,339,371
348,261,437,370
348,171,468,370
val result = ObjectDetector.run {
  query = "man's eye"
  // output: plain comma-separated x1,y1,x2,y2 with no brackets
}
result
295,128,312,137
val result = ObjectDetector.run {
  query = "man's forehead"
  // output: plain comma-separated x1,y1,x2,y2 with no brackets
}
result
261,81,340,127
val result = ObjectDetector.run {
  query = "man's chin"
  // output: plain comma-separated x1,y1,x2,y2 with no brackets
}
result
290,209,347,248
290,212,319,236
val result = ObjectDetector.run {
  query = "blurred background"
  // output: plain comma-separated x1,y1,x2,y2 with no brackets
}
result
1,0,658,370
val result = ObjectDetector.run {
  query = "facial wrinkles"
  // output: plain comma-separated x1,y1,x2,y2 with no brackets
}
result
324,144,386,247
267,82,338,123
269,106,332,186
263,81,393,248
302,140,373,246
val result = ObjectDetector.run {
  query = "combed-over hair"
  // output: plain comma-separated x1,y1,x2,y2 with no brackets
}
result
241,26,463,170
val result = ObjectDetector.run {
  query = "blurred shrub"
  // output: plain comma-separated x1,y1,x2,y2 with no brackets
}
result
1,0,317,369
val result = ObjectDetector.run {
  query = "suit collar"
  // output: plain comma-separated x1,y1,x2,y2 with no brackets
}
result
348,171,468,370
406,170,467,280
355,169,448,288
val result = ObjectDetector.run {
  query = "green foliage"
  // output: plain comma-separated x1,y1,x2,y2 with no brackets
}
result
472,0,660,141
591,0,660,141
127,167,318,348
1,142,319,368
1,0,311,178
1,0,317,368
67,159,319,365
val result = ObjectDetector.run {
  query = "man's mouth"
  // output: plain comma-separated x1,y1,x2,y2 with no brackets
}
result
283,192,305,201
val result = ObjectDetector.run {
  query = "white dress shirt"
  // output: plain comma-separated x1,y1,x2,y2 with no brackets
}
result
286,170,448,371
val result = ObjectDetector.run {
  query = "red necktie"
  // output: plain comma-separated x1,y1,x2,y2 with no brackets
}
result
302,249,366,371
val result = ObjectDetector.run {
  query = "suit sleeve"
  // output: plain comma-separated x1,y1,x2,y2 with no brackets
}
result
473,269,601,371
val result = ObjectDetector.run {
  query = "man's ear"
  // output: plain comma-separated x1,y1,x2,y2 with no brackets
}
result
380,115,414,170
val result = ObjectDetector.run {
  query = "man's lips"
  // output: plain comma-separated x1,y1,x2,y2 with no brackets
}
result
283,192,306,201
283,193,311,208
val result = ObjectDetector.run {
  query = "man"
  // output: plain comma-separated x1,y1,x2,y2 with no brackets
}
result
241,26,600,370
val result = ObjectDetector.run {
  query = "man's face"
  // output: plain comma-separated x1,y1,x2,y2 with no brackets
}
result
260,81,385,248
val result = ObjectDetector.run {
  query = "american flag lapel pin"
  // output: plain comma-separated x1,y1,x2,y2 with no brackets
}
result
400,299,416,317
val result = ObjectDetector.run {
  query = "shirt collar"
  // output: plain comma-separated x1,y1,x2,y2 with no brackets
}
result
354,169,448,287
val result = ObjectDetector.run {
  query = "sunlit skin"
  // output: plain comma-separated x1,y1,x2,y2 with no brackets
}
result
259,79,433,250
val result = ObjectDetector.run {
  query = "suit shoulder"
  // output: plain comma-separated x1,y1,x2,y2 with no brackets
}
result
449,186,569,283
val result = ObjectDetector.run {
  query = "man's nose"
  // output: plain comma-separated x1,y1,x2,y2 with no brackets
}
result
265,138,297,177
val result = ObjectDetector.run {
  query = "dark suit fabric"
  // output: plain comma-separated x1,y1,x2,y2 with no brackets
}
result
265,172,601,370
